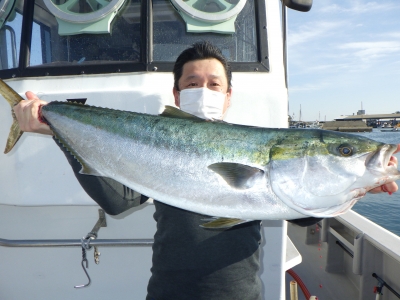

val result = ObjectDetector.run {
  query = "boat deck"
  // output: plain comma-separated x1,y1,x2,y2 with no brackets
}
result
286,214,400,300
286,223,359,300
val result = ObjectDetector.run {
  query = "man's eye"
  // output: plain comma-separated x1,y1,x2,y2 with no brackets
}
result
188,83,197,87
209,84,223,92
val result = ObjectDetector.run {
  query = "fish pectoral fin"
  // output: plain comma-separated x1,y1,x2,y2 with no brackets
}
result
160,105,204,121
200,217,250,229
208,162,264,189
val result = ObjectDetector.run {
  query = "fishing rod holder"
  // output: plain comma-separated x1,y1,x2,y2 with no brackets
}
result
75,209,107,288
373,273,400,299
79,209,107,266
80,209,107,249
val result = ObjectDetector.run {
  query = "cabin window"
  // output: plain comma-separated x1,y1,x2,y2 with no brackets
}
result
30,0,142,67
0,0,267,79
0,0,22,70
153,0,258,63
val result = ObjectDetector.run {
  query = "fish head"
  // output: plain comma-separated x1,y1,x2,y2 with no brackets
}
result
269,130,400,218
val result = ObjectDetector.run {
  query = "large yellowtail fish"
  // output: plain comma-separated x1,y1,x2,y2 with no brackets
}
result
1,79,400,227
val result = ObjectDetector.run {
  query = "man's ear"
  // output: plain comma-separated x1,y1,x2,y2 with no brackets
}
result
226,87,232,108
173,87,180,107
222,87,232,116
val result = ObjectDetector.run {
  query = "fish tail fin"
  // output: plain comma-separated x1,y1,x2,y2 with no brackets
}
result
0,79,24,154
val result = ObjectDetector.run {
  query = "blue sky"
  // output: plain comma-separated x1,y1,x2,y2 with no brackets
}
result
287,0,400,121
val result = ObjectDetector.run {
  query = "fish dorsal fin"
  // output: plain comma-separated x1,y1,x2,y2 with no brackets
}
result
160,105,204,121
208,162,264,190
200,217,250,229
66,98,87,105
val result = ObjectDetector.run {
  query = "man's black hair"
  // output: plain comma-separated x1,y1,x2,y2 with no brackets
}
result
173,41,232,91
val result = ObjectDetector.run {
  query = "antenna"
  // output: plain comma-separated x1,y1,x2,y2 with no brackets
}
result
299,104,302,122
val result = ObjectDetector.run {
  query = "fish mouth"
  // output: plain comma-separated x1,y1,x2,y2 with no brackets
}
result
365,144,400,175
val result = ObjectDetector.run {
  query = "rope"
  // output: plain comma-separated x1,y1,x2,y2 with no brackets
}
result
287,268,312,299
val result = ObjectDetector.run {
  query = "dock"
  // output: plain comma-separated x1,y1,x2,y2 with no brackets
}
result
322,120,372,132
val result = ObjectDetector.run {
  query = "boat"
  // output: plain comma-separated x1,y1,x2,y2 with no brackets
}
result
1,0,400,299
381,125,400,132
381,128,400,132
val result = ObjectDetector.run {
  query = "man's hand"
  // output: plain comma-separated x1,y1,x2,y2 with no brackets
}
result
13,91,53,135
369,144,400,195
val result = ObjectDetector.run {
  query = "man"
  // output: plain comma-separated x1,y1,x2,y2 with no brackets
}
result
14,41,399,299
147,42,263,300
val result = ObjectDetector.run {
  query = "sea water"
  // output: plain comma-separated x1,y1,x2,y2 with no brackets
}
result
350,129,400,236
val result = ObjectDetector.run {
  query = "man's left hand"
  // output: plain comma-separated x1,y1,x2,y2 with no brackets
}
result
369,144,400,194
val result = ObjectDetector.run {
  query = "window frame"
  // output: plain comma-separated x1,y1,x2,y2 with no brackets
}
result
0,0,269,79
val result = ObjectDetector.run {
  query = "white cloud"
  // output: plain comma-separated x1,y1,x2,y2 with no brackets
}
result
384,32,400,39
319,1,400,14
338,41,400,61
319,4,342,13
288,21,344,47
288,82,328,92
308,63,351,72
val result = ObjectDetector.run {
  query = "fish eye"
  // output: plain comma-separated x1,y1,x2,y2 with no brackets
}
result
337,144,354,157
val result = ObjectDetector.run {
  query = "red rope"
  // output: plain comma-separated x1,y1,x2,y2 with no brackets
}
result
287,268,312,299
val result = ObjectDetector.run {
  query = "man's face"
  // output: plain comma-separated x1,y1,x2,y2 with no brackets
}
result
173,58,232,115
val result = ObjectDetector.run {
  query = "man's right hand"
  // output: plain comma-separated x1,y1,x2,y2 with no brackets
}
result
13,91,53,135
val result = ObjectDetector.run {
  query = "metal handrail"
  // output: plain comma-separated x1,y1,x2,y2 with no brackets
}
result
3,25,17,67
0,238,153,247
335,240,354,258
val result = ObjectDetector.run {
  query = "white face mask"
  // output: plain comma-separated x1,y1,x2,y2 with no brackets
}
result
179,87,227,120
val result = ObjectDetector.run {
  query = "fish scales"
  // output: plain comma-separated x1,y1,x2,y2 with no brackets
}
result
1,78,400,223
42,102,302,220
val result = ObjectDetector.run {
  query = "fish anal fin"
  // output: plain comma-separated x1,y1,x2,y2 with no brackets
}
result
161,105,204,121
80,165,102,176
52,127,102,176
200,217,250,229
208,162,264,190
